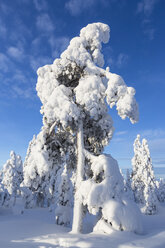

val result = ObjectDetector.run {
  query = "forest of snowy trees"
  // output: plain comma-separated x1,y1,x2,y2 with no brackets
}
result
0,23,165,236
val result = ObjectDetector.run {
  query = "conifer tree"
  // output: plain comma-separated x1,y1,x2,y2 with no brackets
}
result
124,169,134,200
2,151,23,197
55,164,72,226
132,136,158,214
156,178,165,202
24,23,139,232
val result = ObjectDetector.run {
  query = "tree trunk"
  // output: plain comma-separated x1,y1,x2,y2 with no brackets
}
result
72,120,84,233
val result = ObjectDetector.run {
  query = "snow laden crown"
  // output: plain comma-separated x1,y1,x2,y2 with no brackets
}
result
36,22,139,133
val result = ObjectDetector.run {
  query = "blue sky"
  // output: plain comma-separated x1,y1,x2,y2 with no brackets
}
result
0,0,165,169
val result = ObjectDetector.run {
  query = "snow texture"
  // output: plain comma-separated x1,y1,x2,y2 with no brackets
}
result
132,135,158,215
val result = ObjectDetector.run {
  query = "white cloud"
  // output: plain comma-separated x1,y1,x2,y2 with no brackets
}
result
115,131,128,136
65,0,95,15
30,55,52,71
137,0,159,40
0,53,10,72
12,85,34,99
33,0,48,11
49,36,70,58
36,14,54,33
7,46,24,61
0,2,12,15
12,70,27,84
149,138,165,153
137,0,159,16
0,19,7,38
141,128,165,138
116,53,129,67
143,28,155,40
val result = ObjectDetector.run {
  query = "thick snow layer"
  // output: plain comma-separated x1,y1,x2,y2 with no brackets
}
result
36,22,138,130
105,72,139,124
0,202,165,247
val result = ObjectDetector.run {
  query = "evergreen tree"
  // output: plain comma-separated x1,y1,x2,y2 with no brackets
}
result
23,125,75,209
55,164,72,226
132,136,158,214
156,178,165,202
24,23,139,232
2,151,23,199
0,183,10,207
124,169,134,200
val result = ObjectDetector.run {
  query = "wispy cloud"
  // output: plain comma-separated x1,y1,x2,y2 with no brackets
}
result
136,0,159,40
0,53,10,73
0,2,12,15
65,0,96,15
143,27,155,40
115,131,128,136
141,128,165,138
137,0,159,16
7,46,24,61
0,19,7,38
36,13,54,33
33,0,48,12
12,70,27,84
11,85,35,99
49,36,70,58
30,55,52,71
116,53,129,67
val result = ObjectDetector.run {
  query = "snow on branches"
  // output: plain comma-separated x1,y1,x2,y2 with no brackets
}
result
24,22,140,232
131,135,158,215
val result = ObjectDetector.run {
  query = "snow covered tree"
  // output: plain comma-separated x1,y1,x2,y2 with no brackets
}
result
25,22,139,232
2,151,23,203
156,178,165,202
79,152,143,233
132,135,158,214
0,170,3,183
124,169,134,200
0,183,10,208
131,135,144,203
55,164,72,226
23,124,75,209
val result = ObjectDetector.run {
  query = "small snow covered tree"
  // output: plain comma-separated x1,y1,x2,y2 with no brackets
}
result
156,178,165,202
132,135,158,214
2,151,23,202
34,22,139,233
141,139,158,214
0,183,10,207
55,164,72,226
79,152,143,233
131,135,144,203
23,124,75,209
124,169,134,200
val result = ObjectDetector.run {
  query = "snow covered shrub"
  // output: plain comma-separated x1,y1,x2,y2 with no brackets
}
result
2,151,23,204
78,153,143,234
132,135,158,215
25,22,140,232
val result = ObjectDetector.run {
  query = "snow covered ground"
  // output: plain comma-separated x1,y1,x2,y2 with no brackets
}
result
1,202,165,248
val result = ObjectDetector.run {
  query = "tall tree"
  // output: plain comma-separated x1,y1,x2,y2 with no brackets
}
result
35,22,139,232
